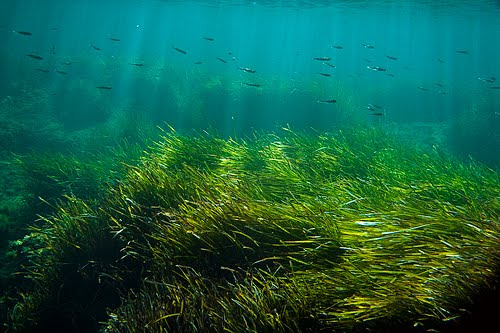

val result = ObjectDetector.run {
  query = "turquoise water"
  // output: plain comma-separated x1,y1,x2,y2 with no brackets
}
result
0,0,499,162
1,1,499,331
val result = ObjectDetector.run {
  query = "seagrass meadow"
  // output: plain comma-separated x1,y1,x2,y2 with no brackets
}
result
1,0,500,332
3,127,498,332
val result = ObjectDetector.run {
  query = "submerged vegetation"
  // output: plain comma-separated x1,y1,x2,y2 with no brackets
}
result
0,114,154,327
1,1,498,331
3,127,498,332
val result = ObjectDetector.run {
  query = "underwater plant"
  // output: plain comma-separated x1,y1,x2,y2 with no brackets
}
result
0,140,148,329
5,127,499,332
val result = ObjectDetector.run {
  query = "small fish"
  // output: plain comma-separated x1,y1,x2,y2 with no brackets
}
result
362,58,372,63
129,63,144,67
13,30,32,36
173,47,187,54
242,82,261,87
313,57,331,61
55,70,67,75
238,67,256,73
478,77,496,83
490,86,500,89
385,73,395,77
370,112,384,116
26,54,43,60
62,61,80,65
367,66,386,71
90,44,101,51
434,83,444,88
417,86,429,91
437,58,445,63
323,63,336,68
355,221,381,226
108,37,120,42
35,68,50,73
203,37,214,41
386,55,398,60
194,61,203,65
332,45,343,49
317,73,332,77
96,86,112,90
51,45,56,55
318,99,336,104
216,57,227,63
367,104,382,111
456,50,469,54
362,44,375,49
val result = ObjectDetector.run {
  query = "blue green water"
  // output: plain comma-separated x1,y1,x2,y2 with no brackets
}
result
1,1,499,330
0,0,499,163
